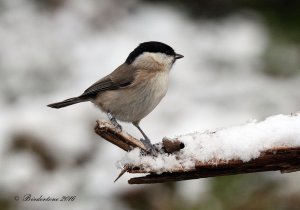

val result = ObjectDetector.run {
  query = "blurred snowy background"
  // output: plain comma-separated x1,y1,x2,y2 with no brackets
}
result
0,0,300,209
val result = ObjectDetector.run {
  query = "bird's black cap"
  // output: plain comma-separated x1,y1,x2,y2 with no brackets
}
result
125,41,176,64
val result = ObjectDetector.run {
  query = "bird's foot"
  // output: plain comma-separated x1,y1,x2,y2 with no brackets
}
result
107,112,122,132
111,120,122,132
140,138,158,156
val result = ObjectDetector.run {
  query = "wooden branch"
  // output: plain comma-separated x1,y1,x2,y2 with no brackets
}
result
128,147,300,184
94,120,300,184
94,120,147,151
94,120,182,153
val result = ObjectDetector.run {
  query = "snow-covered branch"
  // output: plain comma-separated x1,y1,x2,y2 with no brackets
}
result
128,147,300,184
94,113,300,184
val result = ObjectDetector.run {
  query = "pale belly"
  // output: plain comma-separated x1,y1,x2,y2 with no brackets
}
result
93,72,169,123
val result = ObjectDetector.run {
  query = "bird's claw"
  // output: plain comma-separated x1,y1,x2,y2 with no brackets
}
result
107,112,122,132
140,138,158,156
113,122,122,132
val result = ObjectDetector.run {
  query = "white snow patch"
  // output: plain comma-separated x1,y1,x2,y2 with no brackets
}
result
119,113,300,173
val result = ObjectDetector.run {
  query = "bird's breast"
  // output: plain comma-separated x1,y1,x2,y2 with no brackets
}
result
135,70,169,104
94,71,170,123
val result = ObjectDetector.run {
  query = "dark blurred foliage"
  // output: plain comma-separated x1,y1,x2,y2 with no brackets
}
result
11,133,58,171
10,132,96,170
118,174,300,210
143,0,300,40
211,174,300,210
143,0,300,77
30,0,66,10
0,198,12,210
118,183,177,210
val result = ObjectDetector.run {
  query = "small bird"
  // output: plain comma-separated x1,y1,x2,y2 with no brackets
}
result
48,41,183,153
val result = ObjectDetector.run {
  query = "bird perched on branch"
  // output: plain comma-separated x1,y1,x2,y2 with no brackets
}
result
47,41,183,153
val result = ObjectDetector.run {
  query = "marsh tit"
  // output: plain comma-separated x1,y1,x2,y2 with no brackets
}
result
48,41,183,153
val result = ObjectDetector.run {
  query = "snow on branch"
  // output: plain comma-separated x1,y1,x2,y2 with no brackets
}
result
94,113,300,184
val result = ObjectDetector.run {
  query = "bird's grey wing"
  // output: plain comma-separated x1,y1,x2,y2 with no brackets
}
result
80,63,136,98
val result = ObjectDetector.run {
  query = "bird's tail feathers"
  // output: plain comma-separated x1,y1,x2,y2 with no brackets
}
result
47,96,88,109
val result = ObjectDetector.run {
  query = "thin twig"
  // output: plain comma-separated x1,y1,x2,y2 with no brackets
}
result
114,164,130,182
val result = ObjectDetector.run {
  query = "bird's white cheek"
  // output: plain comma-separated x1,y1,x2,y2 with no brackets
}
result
150,54,174,70
132,52,175,71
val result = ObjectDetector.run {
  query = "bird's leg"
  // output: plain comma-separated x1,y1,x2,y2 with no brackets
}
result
107,112,122,132
133,122,157,155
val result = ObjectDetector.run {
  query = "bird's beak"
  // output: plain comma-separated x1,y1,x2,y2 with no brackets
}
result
175,53,184,59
